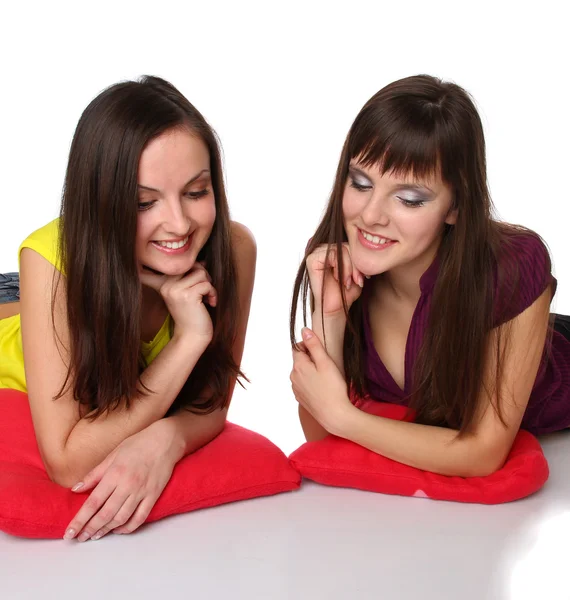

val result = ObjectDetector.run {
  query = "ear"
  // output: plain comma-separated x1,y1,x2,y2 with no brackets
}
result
445,206,458,226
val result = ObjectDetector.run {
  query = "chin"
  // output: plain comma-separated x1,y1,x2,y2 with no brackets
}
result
142,258,196,277
348,247,376,275
355,255,393,278
162,262,195,276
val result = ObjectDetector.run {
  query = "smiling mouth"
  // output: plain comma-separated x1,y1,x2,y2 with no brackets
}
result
152,235,189,249
358,228,396,245
150,233,193,254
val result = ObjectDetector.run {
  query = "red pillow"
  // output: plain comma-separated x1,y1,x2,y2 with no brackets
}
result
0,389,300,538
289,395,549,504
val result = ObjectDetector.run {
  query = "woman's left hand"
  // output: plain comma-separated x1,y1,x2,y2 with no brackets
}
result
290,328,357,435
63,421,178,541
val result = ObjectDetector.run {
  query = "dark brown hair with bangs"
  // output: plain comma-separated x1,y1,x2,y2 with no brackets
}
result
290,74,552,435
55,75,244,418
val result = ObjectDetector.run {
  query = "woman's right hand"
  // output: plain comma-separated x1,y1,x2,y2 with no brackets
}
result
139,262,217,344
305,243,364,317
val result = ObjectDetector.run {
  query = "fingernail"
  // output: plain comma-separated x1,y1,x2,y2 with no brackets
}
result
78,532,90,543
358,275,364,287
365,275,371,279
346,279,352,290
71,482,84,492
92,531,103,541
302,328,313,340
63,528,75,540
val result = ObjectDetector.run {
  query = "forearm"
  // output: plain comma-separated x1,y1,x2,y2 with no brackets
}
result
159,406,228,464
310,310,346,376
58,334,208,481
298,312,347,441
299,405,329,441
334,407,501,477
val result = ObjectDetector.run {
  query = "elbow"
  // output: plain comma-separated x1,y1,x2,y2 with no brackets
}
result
45,464,80,489
42,453,85,489
298,406,329,442
460,463,498,478
459,443,508,478
304,431,329,443
477,436,511,476
212,409,227,437
479,452,508,477
199,407,227,445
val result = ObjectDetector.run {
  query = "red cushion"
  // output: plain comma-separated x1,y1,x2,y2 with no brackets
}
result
289,395,549,504
0,389,300,538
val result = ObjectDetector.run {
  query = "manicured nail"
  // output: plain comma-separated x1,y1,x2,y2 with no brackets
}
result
365,275,371,279
71,482,84,492
358,275,364,288
346,278,352,290
63,528,75,540
302,328,313,340
92,531,103,541
78,532,90,543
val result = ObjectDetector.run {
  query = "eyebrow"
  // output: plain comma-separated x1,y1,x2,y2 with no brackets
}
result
348,165,435,194
138,169,210,193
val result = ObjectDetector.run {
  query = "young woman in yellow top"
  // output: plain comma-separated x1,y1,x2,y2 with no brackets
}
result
0,76,256,541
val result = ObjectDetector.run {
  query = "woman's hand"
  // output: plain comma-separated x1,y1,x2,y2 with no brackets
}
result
306,243,364,317
139,262,217,343
290,328,358,435
63,420,179,541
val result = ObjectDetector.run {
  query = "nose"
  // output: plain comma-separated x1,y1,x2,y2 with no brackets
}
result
163,197,191,236
360,192,390,228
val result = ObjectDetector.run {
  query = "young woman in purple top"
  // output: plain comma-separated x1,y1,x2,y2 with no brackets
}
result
289,75,570,477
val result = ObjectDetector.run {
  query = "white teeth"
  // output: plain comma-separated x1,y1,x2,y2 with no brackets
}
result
362,230,392,245
156,236,188,250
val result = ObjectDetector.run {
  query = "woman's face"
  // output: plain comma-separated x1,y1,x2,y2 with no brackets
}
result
135,127,216,276
342,159,457,279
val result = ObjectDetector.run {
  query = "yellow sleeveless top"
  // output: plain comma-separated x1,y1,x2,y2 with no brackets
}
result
0,219,171,392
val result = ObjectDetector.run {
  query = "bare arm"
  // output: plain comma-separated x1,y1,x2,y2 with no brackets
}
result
59,223,256,541
58,337,208,484
20,248,211,487
158,221,257,460
327,288,552,477
298,242,362,442
299,311,346,442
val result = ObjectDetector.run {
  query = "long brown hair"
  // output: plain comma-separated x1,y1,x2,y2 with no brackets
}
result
290,74,552,435
56,75,243,417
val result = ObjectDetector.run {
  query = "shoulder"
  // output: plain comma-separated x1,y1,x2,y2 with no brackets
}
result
500,228,550,265
493,227,554,326
21,219,60,248
496,227,552,287
230,221,257,263
229,222,256,298
19,219,62,273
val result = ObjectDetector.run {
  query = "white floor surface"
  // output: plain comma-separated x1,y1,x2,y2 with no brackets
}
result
1,431,568,600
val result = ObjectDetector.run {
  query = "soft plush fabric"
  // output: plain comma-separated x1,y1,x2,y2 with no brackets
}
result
0,389,301,538
289,395,549,504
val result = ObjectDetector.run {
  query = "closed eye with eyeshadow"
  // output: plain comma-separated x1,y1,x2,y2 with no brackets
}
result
349,175,429,208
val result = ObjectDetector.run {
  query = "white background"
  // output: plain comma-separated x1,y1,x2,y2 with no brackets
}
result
1,0,568,455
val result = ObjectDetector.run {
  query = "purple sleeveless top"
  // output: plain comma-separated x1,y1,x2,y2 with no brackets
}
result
362,233,570,435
